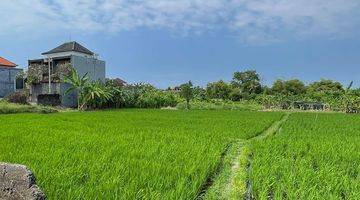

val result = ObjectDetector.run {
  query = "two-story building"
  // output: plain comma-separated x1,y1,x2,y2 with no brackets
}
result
0,57,23,98
28,41,105,107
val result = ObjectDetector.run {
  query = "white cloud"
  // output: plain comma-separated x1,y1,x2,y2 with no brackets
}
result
0,0,359,43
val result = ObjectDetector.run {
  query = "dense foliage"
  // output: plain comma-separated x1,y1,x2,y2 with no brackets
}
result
0,110,281,199
63,70,179,110
200,71,360,112
27,63,72,85
21,66,359,112
5,90,29,104
104,83,179,109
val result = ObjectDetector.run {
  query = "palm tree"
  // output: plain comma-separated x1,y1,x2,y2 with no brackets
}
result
64,69,89,110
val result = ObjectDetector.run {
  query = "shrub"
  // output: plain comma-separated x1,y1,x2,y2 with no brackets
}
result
5,91,29,104
136,88,179,108
102,83,180,109
0,101,58,114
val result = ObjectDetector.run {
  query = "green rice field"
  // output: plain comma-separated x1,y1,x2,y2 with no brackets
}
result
250,113,360,199
0,110,359,199
0,110,281,199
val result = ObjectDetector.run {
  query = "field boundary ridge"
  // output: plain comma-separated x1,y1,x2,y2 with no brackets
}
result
202,113,290,200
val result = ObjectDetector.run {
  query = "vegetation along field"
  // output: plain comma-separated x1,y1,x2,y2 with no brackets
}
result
0,110,282,199
250,113,360,199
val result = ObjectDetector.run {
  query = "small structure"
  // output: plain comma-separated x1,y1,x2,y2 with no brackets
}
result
0,57,23,98
28,41,105,107
293,101,327,110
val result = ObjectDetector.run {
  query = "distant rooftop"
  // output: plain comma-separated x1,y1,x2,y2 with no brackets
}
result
0,57,17,68
42,41,94,56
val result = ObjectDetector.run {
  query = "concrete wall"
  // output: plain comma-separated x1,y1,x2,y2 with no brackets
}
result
0,67,22,97
71,55,105,83
60,83,77,107
30,83,78,107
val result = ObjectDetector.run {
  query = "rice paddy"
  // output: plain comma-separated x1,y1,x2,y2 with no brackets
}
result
0,110,281,199
250,113,360,199
1,110,359,199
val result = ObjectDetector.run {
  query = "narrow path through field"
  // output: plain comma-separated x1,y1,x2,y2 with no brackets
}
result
196,143,233,199
201,113,290,200
244,113,289,200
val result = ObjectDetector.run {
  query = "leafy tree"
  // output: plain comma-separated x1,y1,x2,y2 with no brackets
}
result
262,86,272,95
308,79,344,95
193,86,207,100
206,80,232,100
231,70,262,98
229,87,242,101
272,79,306,95
180,81,193,109
284,79,306,95
271,79,285,94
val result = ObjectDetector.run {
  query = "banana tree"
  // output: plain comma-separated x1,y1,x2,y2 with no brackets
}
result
64,69,89,110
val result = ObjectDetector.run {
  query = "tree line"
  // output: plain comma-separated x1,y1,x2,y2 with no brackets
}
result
41,68,360,112
178,70,360,112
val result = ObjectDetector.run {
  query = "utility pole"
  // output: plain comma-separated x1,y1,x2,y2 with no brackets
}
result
47,56,52,94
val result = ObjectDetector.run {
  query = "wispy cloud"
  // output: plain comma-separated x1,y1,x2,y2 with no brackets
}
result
1,0,359,44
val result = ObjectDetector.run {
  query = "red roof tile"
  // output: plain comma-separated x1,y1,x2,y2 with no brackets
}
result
0,57,17,67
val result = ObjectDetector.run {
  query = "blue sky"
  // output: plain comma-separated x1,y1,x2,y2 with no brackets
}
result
1,0,360,88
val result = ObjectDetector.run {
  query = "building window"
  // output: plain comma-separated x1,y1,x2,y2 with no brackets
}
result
16,78,24,90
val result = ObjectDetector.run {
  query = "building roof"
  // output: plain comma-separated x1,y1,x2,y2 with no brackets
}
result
0,57,17,67
42,41,94,56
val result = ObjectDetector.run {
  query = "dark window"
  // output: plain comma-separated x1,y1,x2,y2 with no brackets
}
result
16,78,24,89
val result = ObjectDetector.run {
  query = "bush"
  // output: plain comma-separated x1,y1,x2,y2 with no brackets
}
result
0,101,58,114
135,87,179,108
102,83,180,109
5,91,29,104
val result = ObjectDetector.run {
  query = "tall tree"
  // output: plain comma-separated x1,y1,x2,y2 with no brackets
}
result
308,79,344,94
231,70,262,98
272,79,306,95
284,79,306,95
271,79,285,94
180,81,193,109
206,80,232,100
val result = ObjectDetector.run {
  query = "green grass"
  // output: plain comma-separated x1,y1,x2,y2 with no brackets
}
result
0,101,57,114
250,113,360,199
0,109,281,199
